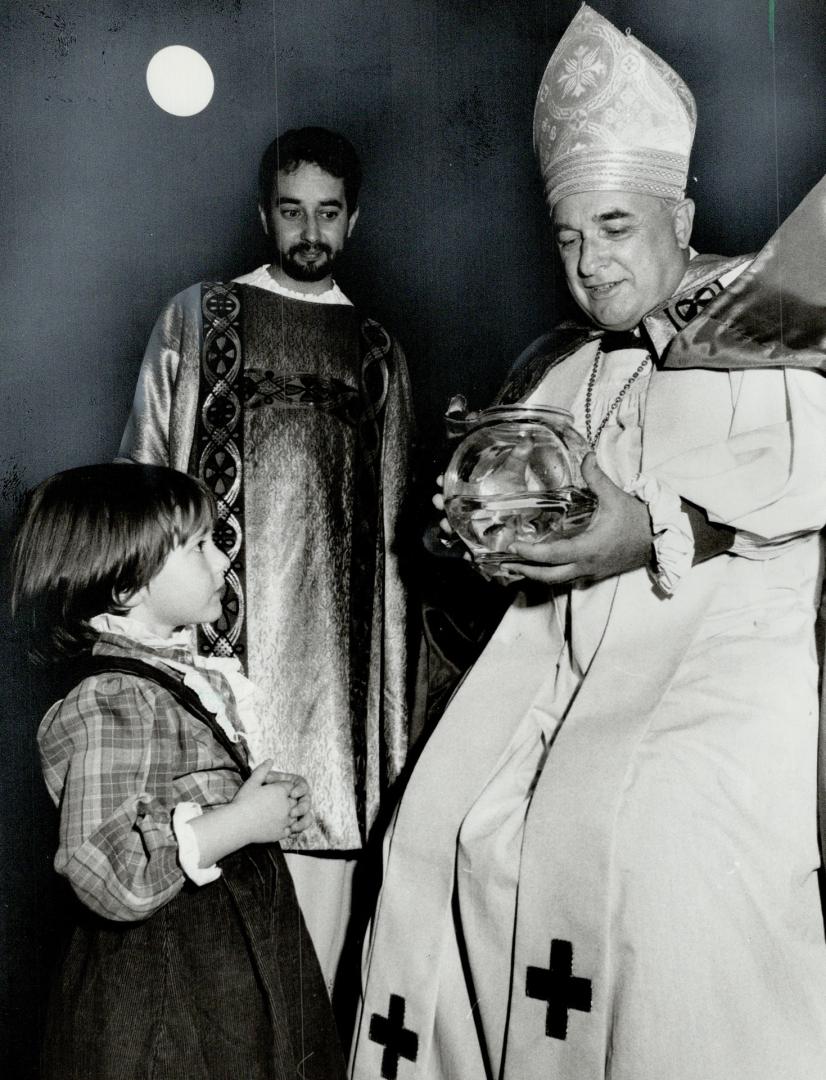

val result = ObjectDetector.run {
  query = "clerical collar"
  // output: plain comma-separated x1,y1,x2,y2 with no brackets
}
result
599,329,645,352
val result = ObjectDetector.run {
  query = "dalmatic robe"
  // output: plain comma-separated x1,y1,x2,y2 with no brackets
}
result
119,282,414,852
351,250,826,1080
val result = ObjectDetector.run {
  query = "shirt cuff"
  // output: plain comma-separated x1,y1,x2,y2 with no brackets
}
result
626,473,695,596
172,802,222,885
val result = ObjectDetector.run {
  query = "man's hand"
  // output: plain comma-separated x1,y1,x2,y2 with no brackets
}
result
502,454,653,586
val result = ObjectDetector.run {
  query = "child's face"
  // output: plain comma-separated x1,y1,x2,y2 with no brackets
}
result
126,525,229,637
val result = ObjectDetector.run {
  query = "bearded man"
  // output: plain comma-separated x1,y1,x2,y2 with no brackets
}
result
351,8,826,1079
118,126,414,993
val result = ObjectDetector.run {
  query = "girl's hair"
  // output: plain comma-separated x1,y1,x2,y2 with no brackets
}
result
11,463,216,663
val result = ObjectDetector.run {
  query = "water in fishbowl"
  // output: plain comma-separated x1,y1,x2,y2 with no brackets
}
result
445,486,597,566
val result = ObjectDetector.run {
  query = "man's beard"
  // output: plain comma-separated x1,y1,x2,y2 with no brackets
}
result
276,242,337,283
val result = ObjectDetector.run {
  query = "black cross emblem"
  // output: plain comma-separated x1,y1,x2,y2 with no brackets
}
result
525,938,592,1040
368,994,418,1079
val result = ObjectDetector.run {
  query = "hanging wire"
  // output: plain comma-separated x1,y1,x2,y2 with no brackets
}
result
768,0,784,346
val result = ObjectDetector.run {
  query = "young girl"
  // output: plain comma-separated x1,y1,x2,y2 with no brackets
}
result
11,463,346,1080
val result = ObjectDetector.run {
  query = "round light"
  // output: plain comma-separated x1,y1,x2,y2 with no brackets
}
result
146,45,214,117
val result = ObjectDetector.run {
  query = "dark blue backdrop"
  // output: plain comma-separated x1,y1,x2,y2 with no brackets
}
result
2,2,824,1074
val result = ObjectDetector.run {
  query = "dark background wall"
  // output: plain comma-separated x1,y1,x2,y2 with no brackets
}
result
2,1,825,1074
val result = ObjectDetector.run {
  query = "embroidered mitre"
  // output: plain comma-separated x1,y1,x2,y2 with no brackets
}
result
534,3,696,209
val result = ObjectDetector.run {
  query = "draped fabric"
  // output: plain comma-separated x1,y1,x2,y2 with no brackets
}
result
118,283,415,851
665,173,826,372
351,250,826,1080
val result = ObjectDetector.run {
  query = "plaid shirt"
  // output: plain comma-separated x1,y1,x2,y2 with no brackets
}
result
38,632,249,922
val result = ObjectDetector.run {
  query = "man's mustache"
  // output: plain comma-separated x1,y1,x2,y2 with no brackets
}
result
289,242,333,257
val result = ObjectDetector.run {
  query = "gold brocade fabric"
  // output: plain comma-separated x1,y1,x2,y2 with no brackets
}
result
119,284,415,851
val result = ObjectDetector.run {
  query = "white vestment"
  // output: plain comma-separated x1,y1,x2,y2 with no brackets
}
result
351,269,826,1079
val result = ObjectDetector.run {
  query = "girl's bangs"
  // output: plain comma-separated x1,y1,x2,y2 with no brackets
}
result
169,485,216,545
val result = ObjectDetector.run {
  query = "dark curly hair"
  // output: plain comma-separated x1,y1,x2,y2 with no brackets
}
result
258,126,362,217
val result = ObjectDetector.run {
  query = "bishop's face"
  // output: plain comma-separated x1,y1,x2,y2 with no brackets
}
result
260,162,358,288
552,190,694,331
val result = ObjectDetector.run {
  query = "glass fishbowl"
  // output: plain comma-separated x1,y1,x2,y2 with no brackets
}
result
442,400,597,570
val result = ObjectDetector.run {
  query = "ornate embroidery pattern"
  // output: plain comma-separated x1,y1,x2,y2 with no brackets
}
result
662,279,725,332
196,283,246,663
358,318,391,471
545,147,689,207
534,7,696,208
243,370,360,420
557,44,606,98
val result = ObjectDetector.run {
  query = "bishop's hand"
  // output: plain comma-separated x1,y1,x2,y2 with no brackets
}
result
502,454,653,586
